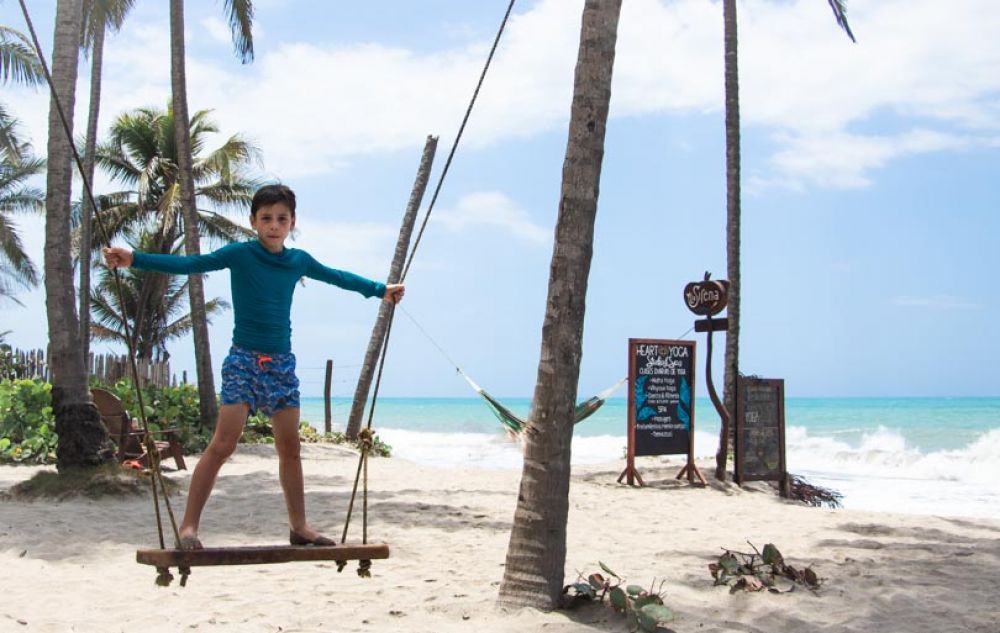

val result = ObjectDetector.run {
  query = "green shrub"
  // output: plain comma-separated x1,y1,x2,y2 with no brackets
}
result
0,379,58,464
1,378,392,464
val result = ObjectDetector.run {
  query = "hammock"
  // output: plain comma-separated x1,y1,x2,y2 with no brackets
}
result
460,371,626,435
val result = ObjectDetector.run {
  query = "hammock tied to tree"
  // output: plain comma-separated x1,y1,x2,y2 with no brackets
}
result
460,371,626,435
399,305,625,435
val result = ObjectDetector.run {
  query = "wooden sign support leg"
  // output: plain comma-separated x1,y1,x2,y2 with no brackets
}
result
617,462,644,486
617,422,644,486
675,455,706,485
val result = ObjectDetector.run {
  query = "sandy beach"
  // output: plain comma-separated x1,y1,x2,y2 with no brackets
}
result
1,444,998,633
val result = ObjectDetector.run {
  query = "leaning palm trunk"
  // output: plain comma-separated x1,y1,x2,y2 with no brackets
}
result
497,0,621,609
44,0,112,469
78,17,105,364
170,0,217,429
346,135,437,440
720,0,741,481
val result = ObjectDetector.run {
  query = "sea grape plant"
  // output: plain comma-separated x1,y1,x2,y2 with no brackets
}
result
709,541,821,593
563,562,675,632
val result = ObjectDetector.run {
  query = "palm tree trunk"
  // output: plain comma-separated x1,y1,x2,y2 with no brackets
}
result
170,0,217,429
497,0,621,610
718,0,742,481
346,135,437,440
45,0,112,470
79,18,105,368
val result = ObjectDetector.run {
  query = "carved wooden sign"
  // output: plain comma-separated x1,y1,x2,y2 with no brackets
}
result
683,280,729,316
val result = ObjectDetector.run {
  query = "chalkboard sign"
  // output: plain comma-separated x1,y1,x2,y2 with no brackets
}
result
735,377,786,483
628,339,696,457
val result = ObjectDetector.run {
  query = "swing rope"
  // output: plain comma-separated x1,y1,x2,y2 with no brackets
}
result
18,0,182,578
336,0,518,572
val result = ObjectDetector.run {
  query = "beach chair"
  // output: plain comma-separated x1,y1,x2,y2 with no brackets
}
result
91,388,187,470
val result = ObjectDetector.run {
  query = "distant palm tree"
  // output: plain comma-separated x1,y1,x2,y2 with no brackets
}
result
88,103,260,252
497,0,622,610
170,0,254,428
78,0,136,362
91,233,229,360
718,0,855,480
0,110,44,304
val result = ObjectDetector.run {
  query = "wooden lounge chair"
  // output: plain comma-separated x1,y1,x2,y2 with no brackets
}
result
91,388,187,470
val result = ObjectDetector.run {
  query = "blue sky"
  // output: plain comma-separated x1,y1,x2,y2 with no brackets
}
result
2,0,998,399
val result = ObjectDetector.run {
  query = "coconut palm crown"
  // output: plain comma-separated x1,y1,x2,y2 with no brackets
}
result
89,103,262,252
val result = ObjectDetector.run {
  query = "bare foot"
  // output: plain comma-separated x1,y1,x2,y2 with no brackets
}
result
289,526,336,546
178,534,203,550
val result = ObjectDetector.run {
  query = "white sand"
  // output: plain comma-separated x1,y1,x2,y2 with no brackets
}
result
1,445,998,633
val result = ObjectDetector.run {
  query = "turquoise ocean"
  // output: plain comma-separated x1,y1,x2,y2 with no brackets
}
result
299,396,1000,520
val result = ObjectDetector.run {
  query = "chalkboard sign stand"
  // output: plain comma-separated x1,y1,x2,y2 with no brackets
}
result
675,458,706,485
617,461,645,487
618,338,700,487
734,377,789,497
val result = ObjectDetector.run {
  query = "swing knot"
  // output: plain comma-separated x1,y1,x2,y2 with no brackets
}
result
357,428,375,452
336,560,348,573
358,559,372,578
155,566,174,587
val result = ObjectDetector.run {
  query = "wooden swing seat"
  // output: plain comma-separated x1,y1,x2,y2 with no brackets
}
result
136,542,390,568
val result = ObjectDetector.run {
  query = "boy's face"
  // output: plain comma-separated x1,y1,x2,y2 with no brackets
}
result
251,202,295,253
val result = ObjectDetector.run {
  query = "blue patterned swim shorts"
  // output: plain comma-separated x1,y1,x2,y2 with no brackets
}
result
220,346,300,416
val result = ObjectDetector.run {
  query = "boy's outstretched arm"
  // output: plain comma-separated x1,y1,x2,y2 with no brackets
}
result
384,283,405,304
103,246,133,269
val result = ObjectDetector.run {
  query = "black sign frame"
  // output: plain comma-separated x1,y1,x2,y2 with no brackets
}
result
618,338,697,486
734,377,787,485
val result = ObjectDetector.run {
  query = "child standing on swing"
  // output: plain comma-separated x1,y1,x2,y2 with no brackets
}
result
104,184,404,549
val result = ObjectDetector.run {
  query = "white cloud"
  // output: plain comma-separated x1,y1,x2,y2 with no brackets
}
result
433,191,550,245
891,295,980,310
756,128,980,190
199,17,232,46
287,220,397,280
5,0,999,188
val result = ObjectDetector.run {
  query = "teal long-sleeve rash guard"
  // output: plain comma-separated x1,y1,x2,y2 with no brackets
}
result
132,240,386,354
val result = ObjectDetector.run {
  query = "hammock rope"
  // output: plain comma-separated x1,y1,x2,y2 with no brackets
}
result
399,304,627,434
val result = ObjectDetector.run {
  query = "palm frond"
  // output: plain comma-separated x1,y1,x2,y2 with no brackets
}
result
197,210,255,245
0,209,39,287
0,275,26,306
81,0,137,52
0,104,41,161
194,135,263,184
0,186,45,215
0,26,44,86
826,0,857,43
223,0,255,64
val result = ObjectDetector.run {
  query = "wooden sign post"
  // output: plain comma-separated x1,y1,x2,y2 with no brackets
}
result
684,274,732,481
618,338,704,486
734,377,789,496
